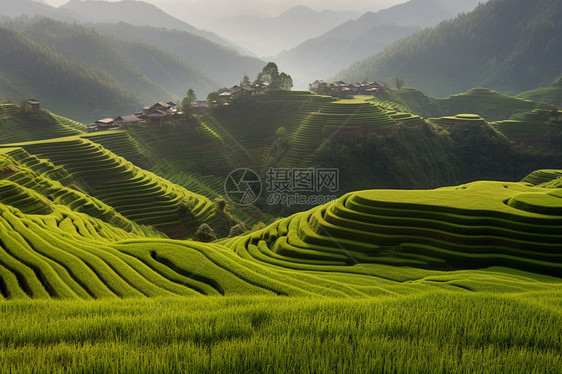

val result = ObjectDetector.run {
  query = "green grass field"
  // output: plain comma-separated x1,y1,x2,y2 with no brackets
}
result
1,292,561,373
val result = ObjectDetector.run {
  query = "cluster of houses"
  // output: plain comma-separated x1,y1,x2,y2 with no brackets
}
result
88,101,179,132
214,83,271,106
86,79,389,131
309,80,388,98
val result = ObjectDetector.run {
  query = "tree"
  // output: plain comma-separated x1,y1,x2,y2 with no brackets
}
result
396,76,405,89
241,74,251,86
194,223,217,242
207,91,220,103
254,62,292,90
279,72,293,90
181,88,197,115
186,88,197,104
258,62,279,86
309,80,329,95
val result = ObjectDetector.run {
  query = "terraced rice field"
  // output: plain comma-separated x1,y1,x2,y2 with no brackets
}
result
81,131,148,164
129,121,234,175
491,109,558,149
280,98,404,167
0,137,219,237
0,154,560,300
522,169,562,186
200,90,335,165
226,180,562,277
0,104,83,144
0,100,560,373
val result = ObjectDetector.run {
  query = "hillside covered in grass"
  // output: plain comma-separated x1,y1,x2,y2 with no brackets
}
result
0,100,560,299
164,90,560,218
518,76,562,107
1,144,561,299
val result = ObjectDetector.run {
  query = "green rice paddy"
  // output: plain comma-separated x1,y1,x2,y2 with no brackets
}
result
0,100,560,373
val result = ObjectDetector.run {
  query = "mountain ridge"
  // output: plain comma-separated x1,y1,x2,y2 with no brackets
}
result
277,0,485,87
336,0,562,96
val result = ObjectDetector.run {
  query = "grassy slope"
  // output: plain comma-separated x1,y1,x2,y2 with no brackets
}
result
518,76,562,107
374,87,562,154
0,154,560,300
0,139,221,237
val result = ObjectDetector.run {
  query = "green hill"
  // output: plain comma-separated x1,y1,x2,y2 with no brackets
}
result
124,91,560,218
0,104,83,143
432,88,538,122
0,26,141,122
518,76,562,107
337,0,562,97
96,23,265,88
277,0,485,86
372,87,562,153
15,19,172,104
59,0,236,50
0,157,560,301
0,19,220,121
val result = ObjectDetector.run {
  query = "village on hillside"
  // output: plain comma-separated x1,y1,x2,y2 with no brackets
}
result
309,80,388,98
86,80,388,132
87,101,179,132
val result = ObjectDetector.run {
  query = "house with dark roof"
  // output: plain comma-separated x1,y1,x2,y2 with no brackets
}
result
88,117,118,132
114,114,142,126
26,99,41,113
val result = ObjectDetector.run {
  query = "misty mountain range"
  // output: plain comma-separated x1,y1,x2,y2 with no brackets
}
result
0,0,560,120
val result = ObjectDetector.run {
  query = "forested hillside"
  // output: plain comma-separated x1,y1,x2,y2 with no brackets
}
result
95,23,264,87
0,19,228,121
0,26,141,122
0,0,235,51
8,19,218,101
337,0,562,97
277,0,484,87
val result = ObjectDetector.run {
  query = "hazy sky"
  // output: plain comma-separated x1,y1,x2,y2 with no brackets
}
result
41,0,408,27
